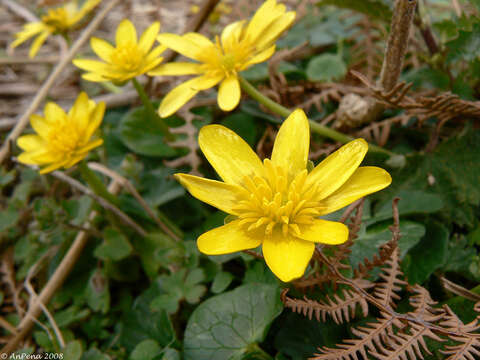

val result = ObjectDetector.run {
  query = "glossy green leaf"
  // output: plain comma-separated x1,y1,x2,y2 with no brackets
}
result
306,54,347,82
183,283,282,360
403,221,449,284
130,339,162,360
65,340,83,360
85,269,110,314
118,106,179,157
211,271,234,294
120,282,175,353
94,228,133,261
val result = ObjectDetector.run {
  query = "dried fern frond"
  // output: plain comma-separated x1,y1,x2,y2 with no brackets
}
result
369,322,444,360
164,98,215,175
373,247,407,308
284,280,373,324
356,114,410,147
348,15,385,82
354,239,397,279
408,285,444,322
311,315,403,360
352,70,480,126
438,305,480,360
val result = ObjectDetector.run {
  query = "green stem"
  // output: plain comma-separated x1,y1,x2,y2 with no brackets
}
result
238,76,395,157
132,78,174,141
79,161,119,207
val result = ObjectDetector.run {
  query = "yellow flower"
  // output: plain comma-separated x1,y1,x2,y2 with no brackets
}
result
17,92,105,174
150,0,295,117
73,19,165,84
175,110,392,282
11,0,101,58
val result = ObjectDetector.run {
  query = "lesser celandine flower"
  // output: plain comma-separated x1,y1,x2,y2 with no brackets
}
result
150,0,295,117
17,92,105,174
11,0,101,58
175,110,392,282
73,19,165,84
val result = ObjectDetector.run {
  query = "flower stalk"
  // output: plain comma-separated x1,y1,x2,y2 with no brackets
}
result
238,76,395,157
78,160,119,207
131,77,174,141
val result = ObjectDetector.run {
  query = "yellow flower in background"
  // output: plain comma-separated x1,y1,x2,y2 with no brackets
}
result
175,110,392,282
73,19,165,84
150,0,295,117
17,92,105,174
11,0,101,58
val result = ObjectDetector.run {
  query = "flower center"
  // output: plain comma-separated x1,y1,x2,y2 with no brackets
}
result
204,36,254,77
42,8,70,30
47,122,81,154
233,159,321,237
111,43,144,71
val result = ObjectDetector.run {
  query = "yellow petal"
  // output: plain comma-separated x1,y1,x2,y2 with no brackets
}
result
11,22,45,48
116,19,137,47
77,138,104,155
82,72,109,82
175,173,240,214
298,219,348,244
262,231,314,282
44,102,67,123
138,21,160,53
221,20,245,52
319,166,392,215
39,159,70,174
197,220,262,254
73,59,111,73
271,109,309,178
243,45,276,68
306,138,368,201
30,114,52,138
256,11,295,49
157,33,210,61
17,135,45,152
85,102,106,139
183,32,214,49
148,62,204,76
158,75,222,117
217,76,240,111
29,30,50,58
17,150,52,165
246,0,277,41
90,37,114,62
199,124,265,186
69,92,90,130
64,154,89,169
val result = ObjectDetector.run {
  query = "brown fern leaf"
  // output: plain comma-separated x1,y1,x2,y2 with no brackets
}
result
284,281,373,324
408,285,445,322
440,305,480,335
293,272,333,291
369,322,444,360
440,335,480,360
164,99,215,175
310,315,403,360
356,114,410,147
283,294,332,322
354,239,397,279
321,286,371,324
348,15,385,82
352,70,480,126
373,247,407,308
436,305,480,360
